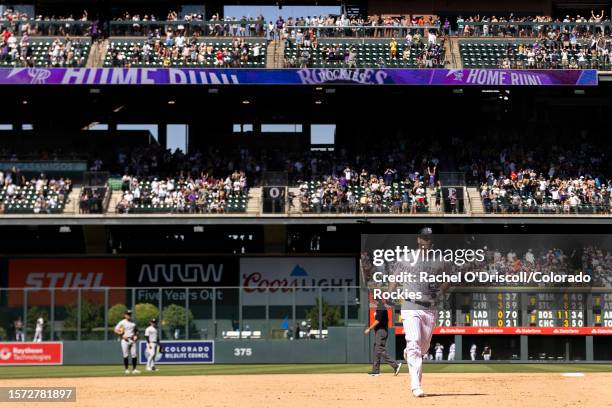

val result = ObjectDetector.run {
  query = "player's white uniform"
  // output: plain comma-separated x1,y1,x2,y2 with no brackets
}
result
115,319,137,358
144,325,158,370
33,317,44,342
470,344,477,361
434,344,444,361
483,347,491,360
393,258,445,392
448,343,456,360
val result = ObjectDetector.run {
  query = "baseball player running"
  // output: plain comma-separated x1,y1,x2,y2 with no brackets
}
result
434,343,444,361
144,318,159,372
114,309,140,374
389,227,450,398
447,342,456,360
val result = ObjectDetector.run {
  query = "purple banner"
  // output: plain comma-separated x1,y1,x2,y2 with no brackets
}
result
0,68,597,86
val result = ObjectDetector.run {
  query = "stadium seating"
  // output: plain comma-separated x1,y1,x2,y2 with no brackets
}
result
1,183,69,214
104,38,267,67
459,40,593,68
483,195,608,214
124,180,247,213
301,179,428,213
285,39,444,68
0,38,90,67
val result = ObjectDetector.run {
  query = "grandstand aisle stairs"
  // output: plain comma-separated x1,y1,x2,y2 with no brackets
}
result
288,187,301,213
86,39,109,68
266,40,285,68
247,187,262,214
428,190,441,214
109,189,124,213
467,187,484,214
448,37,462,69
65,187,81,214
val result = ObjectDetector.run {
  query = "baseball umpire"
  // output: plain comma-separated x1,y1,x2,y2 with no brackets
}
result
114,309,140,374
364,298,402,376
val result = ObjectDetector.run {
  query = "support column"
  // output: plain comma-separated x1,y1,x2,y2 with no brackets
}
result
586,336,594,361
454,334,463,361
520,335,529,361
158,123,167,147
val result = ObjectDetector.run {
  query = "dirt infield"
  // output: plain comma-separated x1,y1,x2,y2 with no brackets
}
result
1,372,611,408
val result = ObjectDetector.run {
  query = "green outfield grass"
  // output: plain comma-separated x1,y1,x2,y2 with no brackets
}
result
1,363,612,380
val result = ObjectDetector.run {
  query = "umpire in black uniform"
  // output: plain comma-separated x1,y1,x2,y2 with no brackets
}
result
364,298,402,376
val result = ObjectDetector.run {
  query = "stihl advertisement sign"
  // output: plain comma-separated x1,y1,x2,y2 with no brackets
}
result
8,259,126,306
0,342,63,365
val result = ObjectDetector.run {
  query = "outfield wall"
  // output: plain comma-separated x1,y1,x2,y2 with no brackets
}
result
32,331,612,364
61,327,371,364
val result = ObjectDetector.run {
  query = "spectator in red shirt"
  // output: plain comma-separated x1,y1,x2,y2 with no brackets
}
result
214,49,224,66
1,29,11,42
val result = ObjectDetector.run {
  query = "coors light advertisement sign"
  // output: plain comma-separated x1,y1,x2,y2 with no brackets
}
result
240,257,357,306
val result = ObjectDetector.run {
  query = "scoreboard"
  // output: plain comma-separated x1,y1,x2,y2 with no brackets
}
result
458,292,521,327
392,291,612,335
527,293,585,327
435,292,454,327
593,293,612,327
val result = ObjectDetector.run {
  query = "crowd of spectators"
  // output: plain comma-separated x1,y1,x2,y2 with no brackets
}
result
1,8,91,36
110,11,267,37
284,27,444,68
1,28,89,67
582,246,612,286
480,172,610,214
0,169,72,213
494,38,612,69
109,12,443,38
455,134,611,214
270,14,441,40
467,245,612,287
293,145,440,213
108,34,262,67
115,171,247,213
110,145,254,179
456,11,610,37
298,168,433,213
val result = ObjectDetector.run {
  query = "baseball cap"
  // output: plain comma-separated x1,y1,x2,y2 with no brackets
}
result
418,227,433,236
124,309,132,315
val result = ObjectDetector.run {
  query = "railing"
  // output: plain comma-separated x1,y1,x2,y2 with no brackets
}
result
0,286,365,341
108,21,442,38
479,200,611,215
454,21,612,38
485,58,611,71
0,20,93,36
109,20,267,37
281,25,442,39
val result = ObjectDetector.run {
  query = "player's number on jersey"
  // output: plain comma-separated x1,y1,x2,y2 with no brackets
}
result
234,348,253,357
